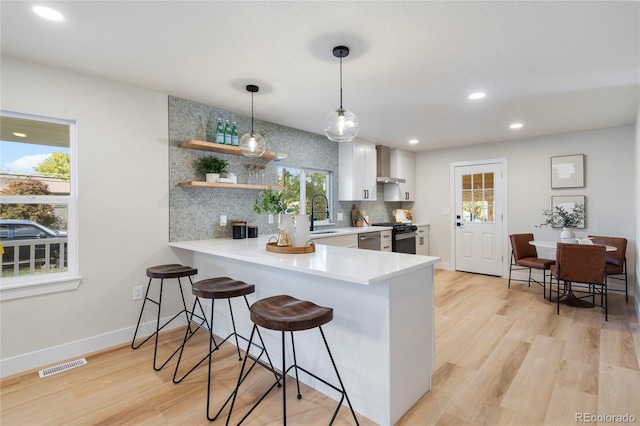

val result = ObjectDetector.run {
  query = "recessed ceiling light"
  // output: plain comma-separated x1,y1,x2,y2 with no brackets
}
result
510,123,524,129
468,92,486,100
408,139,418,145
33,6,64,21
13,132,27,138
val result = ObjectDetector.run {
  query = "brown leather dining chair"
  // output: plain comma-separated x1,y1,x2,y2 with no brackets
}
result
588,235,628,301
550,243,608,320
509,234,555,299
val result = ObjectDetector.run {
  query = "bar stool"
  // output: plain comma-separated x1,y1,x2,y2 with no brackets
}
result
131,264,198,370
173,277,278,421
226,294,360,425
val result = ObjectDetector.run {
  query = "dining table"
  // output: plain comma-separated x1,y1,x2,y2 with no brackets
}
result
529,240,616,307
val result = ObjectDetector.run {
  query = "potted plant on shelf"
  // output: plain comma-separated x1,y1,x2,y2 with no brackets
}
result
195,156,228,182
539,202,585,241
253,189,293,246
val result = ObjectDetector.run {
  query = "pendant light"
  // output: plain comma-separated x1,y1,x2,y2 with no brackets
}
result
240,84,266,157
325,46,359,142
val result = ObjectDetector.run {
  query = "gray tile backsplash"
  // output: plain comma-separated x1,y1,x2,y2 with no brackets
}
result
169,96,401,241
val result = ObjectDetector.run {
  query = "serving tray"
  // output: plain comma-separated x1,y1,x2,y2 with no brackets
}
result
266,241,315,254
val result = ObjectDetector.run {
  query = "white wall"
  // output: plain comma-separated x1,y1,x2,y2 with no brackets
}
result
413,126,636,294
0,57,188,376
635,108,640,317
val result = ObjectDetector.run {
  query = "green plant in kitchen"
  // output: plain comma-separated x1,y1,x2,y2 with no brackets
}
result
195,155,228,175
253,188,290,214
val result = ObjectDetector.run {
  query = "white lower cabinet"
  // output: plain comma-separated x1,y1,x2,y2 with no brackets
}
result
311,234,359,248
381,230,392,252
416,225,429,256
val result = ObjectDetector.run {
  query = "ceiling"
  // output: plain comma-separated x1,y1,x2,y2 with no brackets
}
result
1,1,638,151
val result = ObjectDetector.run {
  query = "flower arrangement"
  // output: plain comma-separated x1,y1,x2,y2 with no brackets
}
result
539,202,585,228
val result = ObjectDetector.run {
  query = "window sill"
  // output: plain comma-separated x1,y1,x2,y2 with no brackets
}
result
0,274,82,301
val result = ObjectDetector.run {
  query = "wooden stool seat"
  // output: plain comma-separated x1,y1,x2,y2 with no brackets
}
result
250,295,333,331
146,264,197,279
192,277,255,300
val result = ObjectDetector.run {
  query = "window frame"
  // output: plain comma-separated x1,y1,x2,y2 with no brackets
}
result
279,166,333,226
0,111,80,300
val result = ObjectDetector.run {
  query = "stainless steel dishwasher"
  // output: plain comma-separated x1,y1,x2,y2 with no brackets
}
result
358,231,381,251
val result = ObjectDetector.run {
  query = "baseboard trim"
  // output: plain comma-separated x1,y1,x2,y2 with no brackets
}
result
0,315,187,379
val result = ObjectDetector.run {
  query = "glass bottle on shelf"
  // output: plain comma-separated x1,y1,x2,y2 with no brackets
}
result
198,116,208,141
231,122,239,146
224,120,231,145
215,118,224,144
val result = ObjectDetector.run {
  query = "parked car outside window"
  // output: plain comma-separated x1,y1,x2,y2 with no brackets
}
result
0,219,68,269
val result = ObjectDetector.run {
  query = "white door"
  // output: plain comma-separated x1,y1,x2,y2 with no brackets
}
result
454,162,504,276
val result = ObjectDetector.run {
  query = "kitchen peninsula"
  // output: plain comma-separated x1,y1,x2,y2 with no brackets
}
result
170,235,440,425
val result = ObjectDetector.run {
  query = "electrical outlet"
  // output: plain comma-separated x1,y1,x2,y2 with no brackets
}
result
133,286,143,300
337,213,344,221
220,215,227,226
268,214,274,224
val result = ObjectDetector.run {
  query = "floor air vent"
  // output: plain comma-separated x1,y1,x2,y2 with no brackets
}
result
38,358,87,378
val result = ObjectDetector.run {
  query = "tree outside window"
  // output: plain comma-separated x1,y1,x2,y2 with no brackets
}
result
278,167,332,221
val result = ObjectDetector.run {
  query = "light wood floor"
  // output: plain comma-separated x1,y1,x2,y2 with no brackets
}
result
1,270,638,425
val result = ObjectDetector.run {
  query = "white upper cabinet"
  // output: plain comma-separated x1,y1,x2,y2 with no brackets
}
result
384,149,415,201
339,139,377,201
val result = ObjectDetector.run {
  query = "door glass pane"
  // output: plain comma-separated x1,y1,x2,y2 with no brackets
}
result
461,172,495,223
462,174,472,190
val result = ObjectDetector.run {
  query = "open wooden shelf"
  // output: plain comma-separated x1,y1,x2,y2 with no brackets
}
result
176,181,285,191
178,139,287,161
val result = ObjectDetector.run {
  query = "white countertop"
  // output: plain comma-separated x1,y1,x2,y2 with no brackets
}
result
170,235,440,285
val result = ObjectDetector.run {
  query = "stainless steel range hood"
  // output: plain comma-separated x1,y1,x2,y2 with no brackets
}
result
376,145,406,184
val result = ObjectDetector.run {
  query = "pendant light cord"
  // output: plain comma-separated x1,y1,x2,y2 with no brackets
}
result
251,92,255,132
339,56,343,109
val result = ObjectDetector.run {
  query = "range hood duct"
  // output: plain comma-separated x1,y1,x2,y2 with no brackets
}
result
376,145,406,184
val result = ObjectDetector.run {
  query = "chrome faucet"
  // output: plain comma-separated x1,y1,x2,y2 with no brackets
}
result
310,193,329,232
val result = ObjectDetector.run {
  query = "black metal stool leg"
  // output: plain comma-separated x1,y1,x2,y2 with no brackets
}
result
225,324,258,425
282,330,287,426
131,277,155,349
319,326,360,426
228,298,242,361
152,278,165,371
289,331,302,399
206,299,216,421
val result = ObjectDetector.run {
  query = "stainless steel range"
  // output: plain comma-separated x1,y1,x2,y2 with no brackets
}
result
371,222,418,254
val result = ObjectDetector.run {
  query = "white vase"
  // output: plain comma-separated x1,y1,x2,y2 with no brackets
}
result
205,173,219,182
294,214,310,247
561,227,576,242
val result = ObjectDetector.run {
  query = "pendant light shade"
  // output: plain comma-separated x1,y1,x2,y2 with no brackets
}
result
240,84,266,157
325,46,359,142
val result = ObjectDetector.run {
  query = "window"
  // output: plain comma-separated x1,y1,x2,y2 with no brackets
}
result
278,167,332,224
461,172,495,223
0,111,79,300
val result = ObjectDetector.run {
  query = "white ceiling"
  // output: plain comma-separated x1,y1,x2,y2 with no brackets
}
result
1,1,638,151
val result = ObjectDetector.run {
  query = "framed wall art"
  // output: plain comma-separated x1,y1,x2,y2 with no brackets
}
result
551,154,584,189
551,195,585,228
